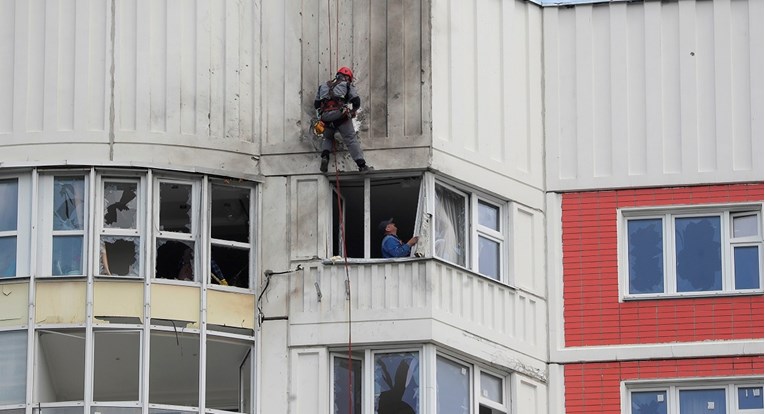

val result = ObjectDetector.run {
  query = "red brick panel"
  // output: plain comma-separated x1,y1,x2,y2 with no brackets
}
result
562,184,765,346
564,356,765,414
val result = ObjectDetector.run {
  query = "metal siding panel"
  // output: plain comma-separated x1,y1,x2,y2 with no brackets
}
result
0,0,15,133
58,0,76,131
575,6,594,181
283,0,302,144
731,0,752,171
696,0,716,172
430,0,450,144
291,177,321,260
262,0,285,144
626,3,647,176
166,0,182,136
713,0,734,174
387,0,405,139
369,0,387,138
592,5,612,178
195,0,211,137
148,0,167,132
27,0,45,131
477,0,502,161
644,2,663,177
609,3,629,180
404,0,422,137
352,0,371,140
210,0,226,139
558,8,577,180
661,1,682,174
178,0,196,137
750,0,765,174
43,0,59,132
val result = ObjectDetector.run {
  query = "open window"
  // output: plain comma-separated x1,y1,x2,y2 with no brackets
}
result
154,180,199,282
35,329,86,403
208,183,253,289
98,178,142,277
330,176,421,259
205,335,253,413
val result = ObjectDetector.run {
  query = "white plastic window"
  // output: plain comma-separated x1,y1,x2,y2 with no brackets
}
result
208,182,253,289
154,179,199,282
98,178,142,277
37,175,89,277
629,382,764,414
0,330,27,405
0,179,20,278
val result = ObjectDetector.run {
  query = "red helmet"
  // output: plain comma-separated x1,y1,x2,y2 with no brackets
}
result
337,66,353,81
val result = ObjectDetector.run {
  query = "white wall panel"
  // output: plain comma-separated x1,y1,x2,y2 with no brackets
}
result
512,374,548,414
288,348,328,414
545,0,764,191
431,0,544,192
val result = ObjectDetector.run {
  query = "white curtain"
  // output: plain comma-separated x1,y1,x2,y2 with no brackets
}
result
435,185,465,267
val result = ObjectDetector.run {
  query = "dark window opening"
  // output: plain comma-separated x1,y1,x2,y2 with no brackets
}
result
210,245,249,288
155,240,194,281
159,183,192,233
211,185,250,243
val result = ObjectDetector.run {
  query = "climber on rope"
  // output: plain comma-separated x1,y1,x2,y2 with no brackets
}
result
314,66,372,173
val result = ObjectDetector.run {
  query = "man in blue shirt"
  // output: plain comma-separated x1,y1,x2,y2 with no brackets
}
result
379,218,419,258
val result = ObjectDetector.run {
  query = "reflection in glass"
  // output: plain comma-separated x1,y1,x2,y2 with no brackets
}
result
478,201,499,231
734,246,760,290
675,216,721,292
155,239,194,281
733,215,759,238
627,219,664,294
436,357,469,414
631,391,667,414
159,183,192,233
334,357,362,414
0,179,18,232
478,236,500,280
375,352,419,414
53,177,85,231
211,185,250,243
738,386,764,409
435,185,466,267
210,245,249,288
480,372,503,404
104,182,138,229
100,237,139,276
0,236,17,277
679,389,726,414
52,236,83,276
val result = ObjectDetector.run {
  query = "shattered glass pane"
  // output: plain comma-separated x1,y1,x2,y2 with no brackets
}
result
0,179,18,232
333,357,362,414
628,219,664,294
210,245,249,288
100,237,140,277
211,185,250,243
436,357,469,414
159,183,192,233
631,391,667,414
104,182,138,229
53,177,85,231
0,236,17,277
155,239,194,281
675,216,721,292
374,352,419,414
52,235,83,276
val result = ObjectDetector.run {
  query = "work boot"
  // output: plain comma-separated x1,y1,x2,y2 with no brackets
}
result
358,164,373,173
320,156,329,173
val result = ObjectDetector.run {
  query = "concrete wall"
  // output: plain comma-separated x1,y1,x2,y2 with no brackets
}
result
544,0,764,191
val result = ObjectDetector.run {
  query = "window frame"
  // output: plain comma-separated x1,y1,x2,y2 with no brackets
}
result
619,204,764,300
626,379,764,414
152,177,201,283
433,178,509,283
0,175,31,279
95,175,145,279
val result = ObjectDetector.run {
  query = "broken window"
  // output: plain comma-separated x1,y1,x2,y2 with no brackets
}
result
155,180,198,282
332,355,362,414
35,329,86,403
331,176,421,259
0,330,26,405
205,336,253,412
155,239,195,281
209,184,252,288
149,330,199,407
93,330,140,402
434,181,507,281
623,207,762,297
50,177,87,276
160,182,193,233
99,179,141,277
0,179,18,278
374,351,420,414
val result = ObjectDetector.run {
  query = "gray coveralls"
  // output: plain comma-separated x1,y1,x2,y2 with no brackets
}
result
315,80,365,162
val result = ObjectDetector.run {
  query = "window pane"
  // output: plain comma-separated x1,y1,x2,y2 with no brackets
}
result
0,331,26,405
100,237,140,277
206,338,251,412
631,391,667,414
0,236,17,277
37,330,86,402
435,185,466,267
90,408,141,414
0,179,18,231
375,352,419,414
210,245,249,288
679,389,726,414
155,239,194,281
211,185,250,243
478,236,500,280
103,182,138,229
333,357,362,414
627,219,664,294
52,235,83,276
53,177,85,231
33,408,83,414
733,214,759,238
738,386,764,409
675,217,722,292
159,183,192,233
94,331,140,401
734,246,761,290
478,201,499,231
149,331,199,406
480,372,503,404
436,357,469,414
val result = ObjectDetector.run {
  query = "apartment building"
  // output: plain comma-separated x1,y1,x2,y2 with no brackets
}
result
0,1,760,414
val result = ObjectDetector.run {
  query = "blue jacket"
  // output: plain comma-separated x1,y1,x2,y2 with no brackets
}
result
381,234,411,258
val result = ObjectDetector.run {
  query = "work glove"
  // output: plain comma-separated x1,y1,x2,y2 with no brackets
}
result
350,109,357,119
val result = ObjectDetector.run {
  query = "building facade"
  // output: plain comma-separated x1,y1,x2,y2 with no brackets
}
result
0,1,761,414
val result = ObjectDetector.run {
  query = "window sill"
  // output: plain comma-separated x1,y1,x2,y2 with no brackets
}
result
622,289,764,301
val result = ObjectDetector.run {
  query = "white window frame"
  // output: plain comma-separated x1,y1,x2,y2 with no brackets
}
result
207,180,256,291
625,378,764,414
619,204,764,299
91,329,144,404
95,175,145,279
37,172,90,278
433,179,509,283
0,174,31,278
329,353,365,414
152,178,201,282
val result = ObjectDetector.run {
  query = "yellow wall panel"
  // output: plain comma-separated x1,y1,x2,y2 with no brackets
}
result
0,282,29,327
150,284,199,323
93,280,144,324
207,290,255,330
35,281,87,324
